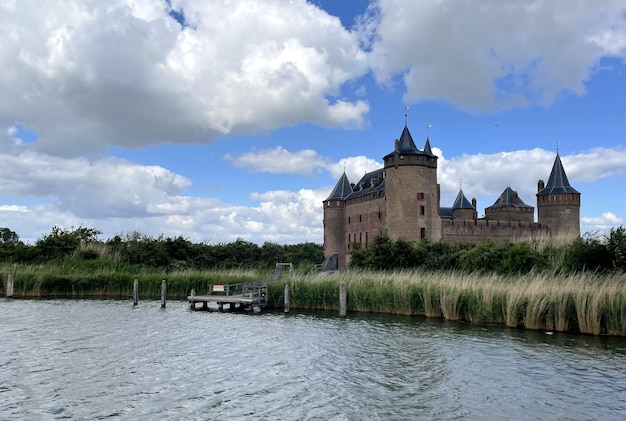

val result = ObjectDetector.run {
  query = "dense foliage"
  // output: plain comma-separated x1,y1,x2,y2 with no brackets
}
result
350,229,626,274
2,225,626,275
0,226,324,272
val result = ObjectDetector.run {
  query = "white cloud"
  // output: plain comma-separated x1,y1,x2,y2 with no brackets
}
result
0,151,190,218
582,212,624,235
0,0,369,157
361,0,626,110
225,147,329,175
1,144,625,245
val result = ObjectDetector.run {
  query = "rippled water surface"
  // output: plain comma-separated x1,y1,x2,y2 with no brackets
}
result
1,299,626,420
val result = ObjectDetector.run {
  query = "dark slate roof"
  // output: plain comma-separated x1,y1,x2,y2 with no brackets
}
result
325,172,352,201
452,189,473,209
423,138,434,156
385,125,437,158
440,207,454,219
488,186,532,208
346,168,385,200
537,153,580,195
397,125,420,153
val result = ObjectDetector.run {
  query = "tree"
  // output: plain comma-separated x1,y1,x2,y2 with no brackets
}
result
0,227,19,244
607,226,626,272
34,225,103,261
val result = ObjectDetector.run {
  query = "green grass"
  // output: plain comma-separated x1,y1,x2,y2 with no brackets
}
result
2,263,625,336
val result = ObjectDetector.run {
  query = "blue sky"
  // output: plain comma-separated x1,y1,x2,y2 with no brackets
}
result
1,0,626,244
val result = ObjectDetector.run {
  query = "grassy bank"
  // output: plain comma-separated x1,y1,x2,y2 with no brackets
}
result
0,263,272,300
270,269,626,336
2,265,625,336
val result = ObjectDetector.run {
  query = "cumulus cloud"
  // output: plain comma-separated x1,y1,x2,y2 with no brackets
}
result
0,0,369,157
360,0,626,110
0,151,190,218
436,146,626,214
582,212,624,235
225,147,330,176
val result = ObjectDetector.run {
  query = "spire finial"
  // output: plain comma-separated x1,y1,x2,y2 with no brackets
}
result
404,106,409,126
427,123,432,138
460,178,463,191
556,141,559,155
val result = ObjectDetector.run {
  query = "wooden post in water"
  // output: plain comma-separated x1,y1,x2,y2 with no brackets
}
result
161,280,167,308
284,284,290,313
339,283,347,317
133,279,139,306
6,274,14,298
190,288,196,310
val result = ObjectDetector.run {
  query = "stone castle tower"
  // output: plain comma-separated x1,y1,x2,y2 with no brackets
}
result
536,153,581,239
383,125,441,242
322,123,581,269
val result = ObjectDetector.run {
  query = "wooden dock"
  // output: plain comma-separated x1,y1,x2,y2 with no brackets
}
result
187,281,268,313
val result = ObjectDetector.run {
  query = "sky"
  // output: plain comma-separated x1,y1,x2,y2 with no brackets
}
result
1,0,626,245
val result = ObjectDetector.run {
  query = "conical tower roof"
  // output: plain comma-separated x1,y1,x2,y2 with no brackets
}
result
537,153,579,195
325,172,352,201
452,189,474,209
423,138,434,155
397,125,420,154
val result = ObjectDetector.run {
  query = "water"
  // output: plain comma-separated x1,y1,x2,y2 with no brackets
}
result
1,299,626,420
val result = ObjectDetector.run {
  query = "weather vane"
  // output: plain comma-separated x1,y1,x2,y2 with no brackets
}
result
427,123,432,138
404,106,409,126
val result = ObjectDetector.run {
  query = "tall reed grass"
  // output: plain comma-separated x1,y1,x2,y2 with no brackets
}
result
0,263,271,300
269,269,626,336
3,263,625,336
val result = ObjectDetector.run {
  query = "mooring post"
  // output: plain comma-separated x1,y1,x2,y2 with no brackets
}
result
339,283,347,317
284,284,290,313
133,279,139,306
190,288,196,310
6,274,14,298
161,280,167,308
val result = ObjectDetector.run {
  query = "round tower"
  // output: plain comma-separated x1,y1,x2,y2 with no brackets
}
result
383,125,441,242
323,172,352,270
536,153,580,239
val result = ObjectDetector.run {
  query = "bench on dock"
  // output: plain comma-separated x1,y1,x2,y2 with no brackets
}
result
187,281,268,312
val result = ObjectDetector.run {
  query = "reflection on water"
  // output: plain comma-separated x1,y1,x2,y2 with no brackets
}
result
1,299,625,420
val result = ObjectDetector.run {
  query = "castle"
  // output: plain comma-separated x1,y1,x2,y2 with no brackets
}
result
323,123,581,270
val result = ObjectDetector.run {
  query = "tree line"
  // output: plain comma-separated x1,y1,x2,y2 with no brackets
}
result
1,225,625,274
349,227,626,274
0,226,324,271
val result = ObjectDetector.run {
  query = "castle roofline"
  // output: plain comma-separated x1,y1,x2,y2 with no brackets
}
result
452,189,474,210
537,153,580,195
325,171,352,201
346,168,385,200
487,186,533,209
383,125,438,159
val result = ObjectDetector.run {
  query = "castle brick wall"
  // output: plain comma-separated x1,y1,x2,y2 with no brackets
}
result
442,219,551,245
537,193,581,239
384,159,441,242
345,195,386,251
484,206,534,223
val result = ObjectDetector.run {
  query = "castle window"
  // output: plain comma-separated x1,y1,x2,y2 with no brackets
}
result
420,228,426,240
359,214,362,222
416,192,425,200
420,206,425,216
348,233,351,243
359,232,362,243
365,232,369,246
348,216,351,224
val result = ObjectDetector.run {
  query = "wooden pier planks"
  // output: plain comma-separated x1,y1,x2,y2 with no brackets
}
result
188,281,267,312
